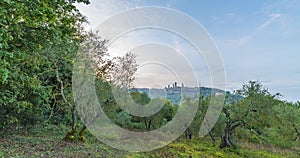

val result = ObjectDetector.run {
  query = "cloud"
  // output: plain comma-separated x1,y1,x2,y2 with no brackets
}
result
258,13,281,31
225,13,281,47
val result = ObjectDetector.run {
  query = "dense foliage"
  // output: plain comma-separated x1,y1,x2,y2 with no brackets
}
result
0,0,92,129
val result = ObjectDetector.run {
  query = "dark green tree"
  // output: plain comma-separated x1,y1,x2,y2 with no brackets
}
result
0,0,89,130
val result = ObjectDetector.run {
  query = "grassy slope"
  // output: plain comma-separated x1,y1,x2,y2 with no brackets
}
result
0,125,298,158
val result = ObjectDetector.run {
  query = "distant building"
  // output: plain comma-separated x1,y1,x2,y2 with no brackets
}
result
129,82,238,105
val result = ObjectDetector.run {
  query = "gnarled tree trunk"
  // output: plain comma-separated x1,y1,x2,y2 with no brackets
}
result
185,127,192,140
220,107,242,148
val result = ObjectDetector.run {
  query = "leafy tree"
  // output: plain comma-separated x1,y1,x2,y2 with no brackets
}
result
268,101,300,147
128,92,176,131
66,30,109,131
130,92,151,106
219,81,280,148
186,94,224,145
142,98,176,130
0,0,90,130
110,52,138,88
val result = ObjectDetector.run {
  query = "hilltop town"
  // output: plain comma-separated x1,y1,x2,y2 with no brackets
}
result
130,82,234,104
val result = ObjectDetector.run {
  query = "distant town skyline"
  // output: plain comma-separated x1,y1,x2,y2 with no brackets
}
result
130,81,230,104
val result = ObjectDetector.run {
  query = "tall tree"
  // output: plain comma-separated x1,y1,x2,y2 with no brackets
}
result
0,0,89,129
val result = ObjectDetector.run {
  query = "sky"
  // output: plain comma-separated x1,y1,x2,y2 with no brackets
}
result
75,0,300,102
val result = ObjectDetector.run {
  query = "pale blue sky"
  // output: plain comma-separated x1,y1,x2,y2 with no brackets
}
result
76,0,300,102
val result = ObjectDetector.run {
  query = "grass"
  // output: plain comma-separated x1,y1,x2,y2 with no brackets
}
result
126,138,299,158
0,125,299,158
